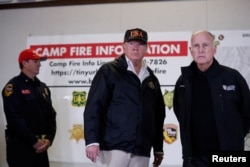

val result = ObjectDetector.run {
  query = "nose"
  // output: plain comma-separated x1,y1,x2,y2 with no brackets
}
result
132,43,140,49
198,45,204,52
133,46,139,50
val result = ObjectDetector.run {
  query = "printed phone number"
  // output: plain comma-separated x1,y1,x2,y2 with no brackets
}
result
145,59,167,65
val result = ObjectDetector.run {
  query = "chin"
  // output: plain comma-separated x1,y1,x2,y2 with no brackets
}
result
196,58,207,64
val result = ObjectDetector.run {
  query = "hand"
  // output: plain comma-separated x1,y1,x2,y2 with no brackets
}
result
152,153,164,167
33,139,44,150
33,139,51,153
86,145,100,162
37,139,51,153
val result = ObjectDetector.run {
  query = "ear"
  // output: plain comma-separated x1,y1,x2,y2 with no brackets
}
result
213,45,217,54
22,60,29,66
122,43,126,52
188,46,192,53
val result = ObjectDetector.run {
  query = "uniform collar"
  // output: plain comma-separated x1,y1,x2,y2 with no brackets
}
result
20,72,40,85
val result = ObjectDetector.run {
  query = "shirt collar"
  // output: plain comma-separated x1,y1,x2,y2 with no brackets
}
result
125,55,149,82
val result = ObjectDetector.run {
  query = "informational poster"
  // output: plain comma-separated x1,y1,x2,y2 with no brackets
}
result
27,30,250,165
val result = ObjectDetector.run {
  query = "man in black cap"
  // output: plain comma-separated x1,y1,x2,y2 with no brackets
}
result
84,28,165,167
2,48,56,167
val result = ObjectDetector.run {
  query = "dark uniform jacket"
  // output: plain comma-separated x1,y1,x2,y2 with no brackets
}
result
2,72,56,167
84,55,165,157
173,59,250,159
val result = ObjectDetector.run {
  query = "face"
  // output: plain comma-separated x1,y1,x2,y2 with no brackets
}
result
189,31,216,71
23,59,41,77
123,40,147,63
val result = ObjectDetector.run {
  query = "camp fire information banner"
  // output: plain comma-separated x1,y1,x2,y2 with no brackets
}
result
27,30,250,165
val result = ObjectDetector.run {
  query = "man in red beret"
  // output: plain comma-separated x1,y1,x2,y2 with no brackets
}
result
2,48,56,167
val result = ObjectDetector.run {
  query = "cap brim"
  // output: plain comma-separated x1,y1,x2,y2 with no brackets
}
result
40,56,47,61
126,38,147,44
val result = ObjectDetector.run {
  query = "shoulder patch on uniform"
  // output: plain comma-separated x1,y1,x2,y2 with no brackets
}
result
4,84,13,97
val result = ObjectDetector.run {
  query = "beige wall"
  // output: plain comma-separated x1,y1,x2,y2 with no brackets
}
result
0,0,250,166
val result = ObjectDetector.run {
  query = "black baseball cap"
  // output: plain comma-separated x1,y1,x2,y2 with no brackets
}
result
124,28,148,44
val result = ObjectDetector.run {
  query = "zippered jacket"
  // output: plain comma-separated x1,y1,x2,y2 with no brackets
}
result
84,55,165,157
173,59,250,159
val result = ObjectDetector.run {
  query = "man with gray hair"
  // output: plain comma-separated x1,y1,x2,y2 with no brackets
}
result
173,30,250,167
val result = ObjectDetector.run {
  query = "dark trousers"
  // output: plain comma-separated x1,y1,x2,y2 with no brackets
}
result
6,130,50,167
7,150,49,167
183,156,209,167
